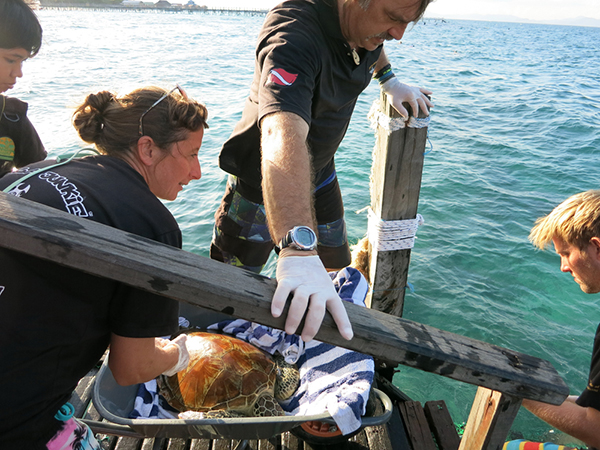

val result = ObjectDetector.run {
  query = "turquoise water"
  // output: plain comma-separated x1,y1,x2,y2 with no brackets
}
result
13,9,600,444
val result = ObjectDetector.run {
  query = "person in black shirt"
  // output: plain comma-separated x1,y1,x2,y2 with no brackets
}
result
210,0,435,345
0,85,209,449
526,190,600,449
0,0,46,177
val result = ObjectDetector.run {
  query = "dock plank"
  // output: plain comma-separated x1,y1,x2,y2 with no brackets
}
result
384,406,412,450
398,401,437,450
424,400,460,450
189,440,211,450
0,193,569,405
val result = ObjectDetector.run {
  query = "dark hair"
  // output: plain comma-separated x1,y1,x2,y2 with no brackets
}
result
0,0,43,56
72,86,209,158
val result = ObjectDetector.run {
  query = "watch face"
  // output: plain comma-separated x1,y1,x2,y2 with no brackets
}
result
295,227,316,247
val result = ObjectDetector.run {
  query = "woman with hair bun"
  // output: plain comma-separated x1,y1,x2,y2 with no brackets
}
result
0,86,208,449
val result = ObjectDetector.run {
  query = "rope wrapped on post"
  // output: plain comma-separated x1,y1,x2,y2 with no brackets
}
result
368,99,430,134
367,208,424,252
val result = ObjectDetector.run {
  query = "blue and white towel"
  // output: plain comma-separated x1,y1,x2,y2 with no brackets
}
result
129,267,374,435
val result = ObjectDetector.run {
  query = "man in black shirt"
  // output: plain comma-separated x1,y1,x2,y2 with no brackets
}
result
211,0,434,344
526,190,600,449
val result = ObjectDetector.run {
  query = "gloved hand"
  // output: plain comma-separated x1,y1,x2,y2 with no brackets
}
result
161,333,190,377
272,254,353,342
380,77,433,119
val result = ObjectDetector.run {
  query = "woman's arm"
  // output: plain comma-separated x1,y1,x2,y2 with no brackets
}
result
107,333,180,386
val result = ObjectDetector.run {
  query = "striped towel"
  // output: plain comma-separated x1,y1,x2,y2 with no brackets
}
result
130,267,374,435
129,379,179,419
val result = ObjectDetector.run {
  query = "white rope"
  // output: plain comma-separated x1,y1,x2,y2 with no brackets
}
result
367,208,424,252
368,99,430,134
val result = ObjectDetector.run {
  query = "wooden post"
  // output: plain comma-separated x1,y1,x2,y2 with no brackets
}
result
459,387,522,450
367,94,429,316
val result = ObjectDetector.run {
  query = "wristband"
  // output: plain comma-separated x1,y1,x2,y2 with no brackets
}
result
374,64,394,83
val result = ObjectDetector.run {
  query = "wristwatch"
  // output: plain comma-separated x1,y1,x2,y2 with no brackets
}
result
276,226,318,253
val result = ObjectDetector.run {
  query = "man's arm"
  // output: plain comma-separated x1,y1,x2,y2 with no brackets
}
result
374,49,434,119
108,334,181,386
523,398,600,448
260,111,353,342
260,111,315,241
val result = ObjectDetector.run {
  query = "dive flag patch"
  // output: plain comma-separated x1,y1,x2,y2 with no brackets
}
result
266,68,298,86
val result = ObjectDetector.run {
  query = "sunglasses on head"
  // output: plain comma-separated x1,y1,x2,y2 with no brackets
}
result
138,84,188,137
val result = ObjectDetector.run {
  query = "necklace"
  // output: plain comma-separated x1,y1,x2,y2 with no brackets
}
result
0,95,5,123
351,47,360,65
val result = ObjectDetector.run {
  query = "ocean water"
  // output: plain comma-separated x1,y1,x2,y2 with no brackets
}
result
12,8,600,444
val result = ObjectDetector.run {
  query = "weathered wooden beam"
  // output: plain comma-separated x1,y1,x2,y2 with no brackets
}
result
0,193,568,405
367,95,428,317
458,387,522,450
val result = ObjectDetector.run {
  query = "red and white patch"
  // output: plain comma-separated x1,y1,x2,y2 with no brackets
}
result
266,68,298,86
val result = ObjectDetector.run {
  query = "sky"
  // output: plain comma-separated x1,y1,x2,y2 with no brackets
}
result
197,0,600,25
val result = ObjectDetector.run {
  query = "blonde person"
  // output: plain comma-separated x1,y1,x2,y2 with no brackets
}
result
0,86,208,449
525,190,600,449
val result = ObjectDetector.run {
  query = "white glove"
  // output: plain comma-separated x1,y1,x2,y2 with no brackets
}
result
272,255,353,342
161,333,190,377
380,77,433,119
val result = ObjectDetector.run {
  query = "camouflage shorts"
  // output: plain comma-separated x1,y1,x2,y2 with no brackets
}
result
211,175,351,273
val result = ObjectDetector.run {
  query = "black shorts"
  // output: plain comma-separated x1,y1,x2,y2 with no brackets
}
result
210,174,351,272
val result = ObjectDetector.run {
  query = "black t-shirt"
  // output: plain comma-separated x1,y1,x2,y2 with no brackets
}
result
576,323,600,411
219,0,382,191
0,155,181,447
0,95,46,177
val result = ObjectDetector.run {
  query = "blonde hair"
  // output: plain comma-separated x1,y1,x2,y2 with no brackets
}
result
529,190,600,250
72,86,208,158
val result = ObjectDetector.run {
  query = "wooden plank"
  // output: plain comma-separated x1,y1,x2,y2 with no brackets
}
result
140,439,159,450
385,406,412,450
280,432,302,450
166,438,189,450
212,439,231,450
424,400,460,450
458,387,522,450
348,429,370,449
113,436,143,450
257,437,279,450
398,401,437,450
0,193,568,405
367,96,428,317
189,439,211,450
69,366,97,418
362,389,394,450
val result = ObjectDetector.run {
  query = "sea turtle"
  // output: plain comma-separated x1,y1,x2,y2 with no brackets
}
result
158,331,300,418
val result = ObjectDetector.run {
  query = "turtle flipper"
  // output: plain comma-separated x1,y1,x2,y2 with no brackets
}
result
253,394,285,416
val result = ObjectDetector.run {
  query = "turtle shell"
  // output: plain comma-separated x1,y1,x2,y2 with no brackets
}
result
159,331,278,416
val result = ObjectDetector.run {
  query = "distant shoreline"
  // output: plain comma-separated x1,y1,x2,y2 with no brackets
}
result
38,2,269,14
